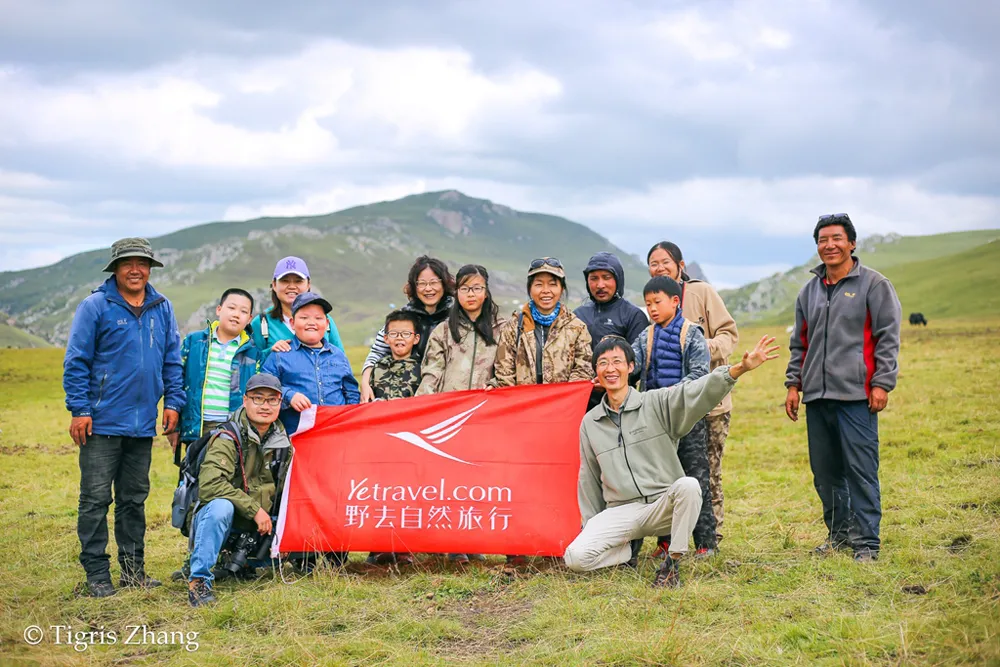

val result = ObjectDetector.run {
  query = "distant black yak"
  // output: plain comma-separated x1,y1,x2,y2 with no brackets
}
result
909,312,928,326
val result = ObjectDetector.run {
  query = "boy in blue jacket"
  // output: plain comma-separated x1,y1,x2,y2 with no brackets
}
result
172,289,261,455
260,292,360,435
260,291,359,571
630,276,718,558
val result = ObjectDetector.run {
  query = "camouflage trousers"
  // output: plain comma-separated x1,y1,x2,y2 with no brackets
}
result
706,412,731,540
657,417,717,550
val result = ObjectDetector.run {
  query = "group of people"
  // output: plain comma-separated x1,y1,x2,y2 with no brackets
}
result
62,212,902,605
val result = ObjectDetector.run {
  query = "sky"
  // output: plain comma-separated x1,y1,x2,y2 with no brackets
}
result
1,0,998,288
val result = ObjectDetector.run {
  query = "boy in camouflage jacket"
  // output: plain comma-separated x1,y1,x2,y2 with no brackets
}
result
372,310,423,400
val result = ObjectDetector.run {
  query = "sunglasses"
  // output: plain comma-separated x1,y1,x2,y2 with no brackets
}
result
818,213,850,222
529,257,563,270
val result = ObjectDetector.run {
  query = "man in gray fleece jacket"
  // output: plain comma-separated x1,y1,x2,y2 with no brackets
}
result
564,334,779,587
785,214,901,563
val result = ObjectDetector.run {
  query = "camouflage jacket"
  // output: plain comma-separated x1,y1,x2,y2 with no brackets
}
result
490,303,594,387
372,356,422,400
416,317,505,395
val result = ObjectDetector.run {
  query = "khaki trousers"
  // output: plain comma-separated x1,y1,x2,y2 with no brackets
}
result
563,477,702,572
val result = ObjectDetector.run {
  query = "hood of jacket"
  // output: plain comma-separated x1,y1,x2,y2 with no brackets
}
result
582,251,626,301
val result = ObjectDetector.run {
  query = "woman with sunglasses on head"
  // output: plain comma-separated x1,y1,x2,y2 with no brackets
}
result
647,242,738,548
416,264,504,566
491,257,594,388
359,256,456,403
490,257,593,567
251,256,345,358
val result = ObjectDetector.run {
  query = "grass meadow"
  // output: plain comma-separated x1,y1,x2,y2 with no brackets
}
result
0,320,998,665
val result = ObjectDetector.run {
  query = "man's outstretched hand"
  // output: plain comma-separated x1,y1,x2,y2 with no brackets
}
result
729,336,781,379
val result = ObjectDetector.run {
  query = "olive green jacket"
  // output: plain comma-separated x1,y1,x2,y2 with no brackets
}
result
197,407,292,528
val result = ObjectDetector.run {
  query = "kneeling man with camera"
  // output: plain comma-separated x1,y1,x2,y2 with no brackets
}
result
187,373,292,606
564,335,778,587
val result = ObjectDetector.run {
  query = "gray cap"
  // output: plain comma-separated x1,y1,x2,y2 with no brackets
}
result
102,237,164,272
245,373,282,394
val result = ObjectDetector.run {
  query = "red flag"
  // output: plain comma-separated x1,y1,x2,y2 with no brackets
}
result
274,382,592,556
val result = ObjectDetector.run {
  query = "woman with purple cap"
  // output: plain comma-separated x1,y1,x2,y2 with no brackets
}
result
251,256,345,356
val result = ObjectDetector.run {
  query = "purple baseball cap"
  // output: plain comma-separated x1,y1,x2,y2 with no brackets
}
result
273,256,310,280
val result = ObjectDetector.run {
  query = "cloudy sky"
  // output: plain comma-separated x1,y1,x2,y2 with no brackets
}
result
2,0,997,287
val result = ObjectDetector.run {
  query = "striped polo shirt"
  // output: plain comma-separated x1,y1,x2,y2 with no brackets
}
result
202,333,241,421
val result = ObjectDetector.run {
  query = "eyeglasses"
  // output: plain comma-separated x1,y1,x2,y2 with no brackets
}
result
415,279,443,289
596,358,630,370
457,285,486,295
529,257,563,270
818,213,850,222
247,395,281,407
386,331,415,339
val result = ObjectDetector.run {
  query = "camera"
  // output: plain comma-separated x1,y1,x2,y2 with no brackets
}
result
223,525,274,575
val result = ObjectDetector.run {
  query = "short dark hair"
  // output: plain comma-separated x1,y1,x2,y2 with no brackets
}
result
592,335,635,371
384,309,420,332
219,288,255,313
404,256,456,303
643,276,682,299
813,214,857,244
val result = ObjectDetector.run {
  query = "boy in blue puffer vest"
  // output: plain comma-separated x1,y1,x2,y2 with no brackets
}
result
631,276,718,556
172,289,262,456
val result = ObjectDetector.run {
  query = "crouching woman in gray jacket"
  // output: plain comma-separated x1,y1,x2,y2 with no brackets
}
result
564,334,779,588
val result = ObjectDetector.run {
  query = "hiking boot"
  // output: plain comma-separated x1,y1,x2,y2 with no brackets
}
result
84,579,117,598
693,547,717,560
469,554,486,562
652,555,680,588
396,553,416,565
651,539,670,559
188,578,216,607
119,572,162,589
367,552,396,566
625,539,643,568
449,553,470,565
506,555,529,567
853,547,879,563
814,540,852,556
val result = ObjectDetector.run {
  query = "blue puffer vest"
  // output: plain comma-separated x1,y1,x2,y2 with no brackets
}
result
646,313,685,390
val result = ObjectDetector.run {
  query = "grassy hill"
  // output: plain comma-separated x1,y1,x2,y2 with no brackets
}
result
0,191,653,347
721,229,1000,325
0,321,50,348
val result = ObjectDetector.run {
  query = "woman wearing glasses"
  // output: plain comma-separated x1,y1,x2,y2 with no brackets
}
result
359,256,456,402
647,241,738,547
417,264,504,397
491,257,594,388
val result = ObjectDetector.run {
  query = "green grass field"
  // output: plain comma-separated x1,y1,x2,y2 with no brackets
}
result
1,322,998,665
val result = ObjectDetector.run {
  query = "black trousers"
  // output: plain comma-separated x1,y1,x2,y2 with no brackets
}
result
77,435,152,581
806,399,881,551
659,418,717,549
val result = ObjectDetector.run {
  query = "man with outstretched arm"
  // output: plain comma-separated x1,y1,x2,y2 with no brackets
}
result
564,334,779,587
785,213,901,562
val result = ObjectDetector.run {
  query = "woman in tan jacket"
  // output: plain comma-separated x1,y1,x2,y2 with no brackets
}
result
647,242,739,543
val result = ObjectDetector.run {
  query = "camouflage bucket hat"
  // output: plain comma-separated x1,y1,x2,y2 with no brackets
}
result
102,237,164,272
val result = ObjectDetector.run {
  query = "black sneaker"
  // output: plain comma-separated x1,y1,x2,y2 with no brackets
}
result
119,572,162,589
449,553,470,564
188,578,216,607
84,579,117,598
853,547,879,563
625,539,642,569
813,541,852,556
652,555,680,588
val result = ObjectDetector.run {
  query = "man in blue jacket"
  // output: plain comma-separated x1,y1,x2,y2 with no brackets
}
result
63,237,185,597
784,214,901,563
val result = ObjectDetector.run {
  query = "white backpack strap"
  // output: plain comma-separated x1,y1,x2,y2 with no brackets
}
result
644,324,654,374
679,318,692,353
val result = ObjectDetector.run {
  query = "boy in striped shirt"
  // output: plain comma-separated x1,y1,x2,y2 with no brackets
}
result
173,289,263,454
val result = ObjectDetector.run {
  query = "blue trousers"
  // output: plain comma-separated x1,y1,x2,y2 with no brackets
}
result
189,499,236,587
806,399,882,551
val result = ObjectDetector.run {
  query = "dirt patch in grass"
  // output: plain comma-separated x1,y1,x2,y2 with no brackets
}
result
433,590,535,659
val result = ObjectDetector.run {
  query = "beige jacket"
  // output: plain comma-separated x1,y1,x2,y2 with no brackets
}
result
490,303,594,387
416,317,505,394
681,279,739,416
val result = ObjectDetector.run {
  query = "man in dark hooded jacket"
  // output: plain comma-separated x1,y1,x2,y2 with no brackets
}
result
575,251,648,352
